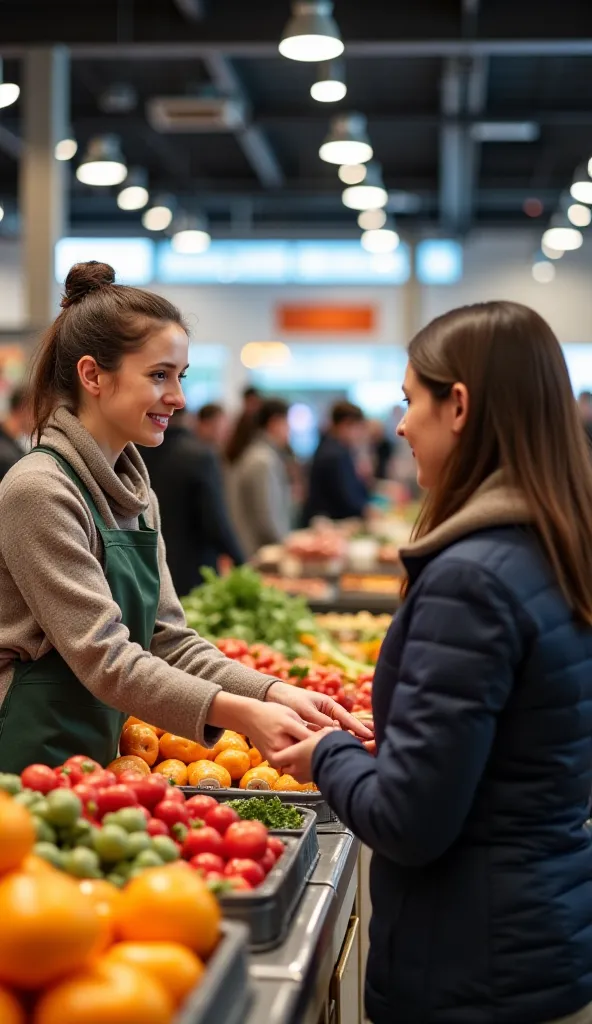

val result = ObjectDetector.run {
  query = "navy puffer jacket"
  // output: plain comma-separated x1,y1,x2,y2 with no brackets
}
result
313,483,592,1024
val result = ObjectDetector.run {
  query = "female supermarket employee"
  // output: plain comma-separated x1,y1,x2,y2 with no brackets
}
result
0,261,370,772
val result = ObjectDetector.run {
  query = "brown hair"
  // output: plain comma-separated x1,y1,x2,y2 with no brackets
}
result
197,402,224,422
331,400,364,426
29,261,188,442
404,300,592,623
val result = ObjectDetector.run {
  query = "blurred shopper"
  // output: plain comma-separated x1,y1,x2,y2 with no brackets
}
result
195,402,228,452
225,386,262,465
142,407,244,596
577,390,592,445
0,387,30,482
302,400,369,524
368,418,395,481
278,301,592,1024
228,398,292,558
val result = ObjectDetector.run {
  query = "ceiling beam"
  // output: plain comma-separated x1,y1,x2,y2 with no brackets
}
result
439,59,472,235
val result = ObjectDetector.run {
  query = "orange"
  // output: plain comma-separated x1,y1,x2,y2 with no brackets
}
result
78,879,123,956
186,760,232,789
119,724,159,767
273,774,302,792
33,960,173,1024
0,794,35,875
214,749,250,782
114,865,221,959
159,733,211,765
0,985,24,1024
123,717,166,738
0,870,100,989
239,765,280,790
211,731,249,758
152,760,188,786
248,747,263,768
104,942,204,1007
20,854,59,877
108,755,151,778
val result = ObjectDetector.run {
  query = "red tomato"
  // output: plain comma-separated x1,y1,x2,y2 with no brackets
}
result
21,764,59,794
204,870,226,884
239,655,256,669
160,785,186,805
60,756,102,785
223,821,268,862
146,817,169,837
53,772,72,789
217,638,249,659
84,769,117,790
224,858,265,888
118,773,168,810
266,836,285,861
185,794,218,819
259,848,277,875
189,852,225,875
153,799,191,829
95,784,139,819
182,826,224,861
224,875,253,892
204,804,240,836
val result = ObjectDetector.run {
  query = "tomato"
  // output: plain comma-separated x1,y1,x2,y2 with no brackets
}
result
21,764,59,794
161,785,186,805
53,772,72,789
59,756,102,786
182,827,223,861
204,804,240,836
153,800,191,830
259,848,277,875
95,785,139,820
224,874,253,892
204,870,225,884
146,817,169,837
216,638,249,659
224,857,265,888
119,774,169,810
239,655,256,669
266,836,285,861
84,769,118,790
184,794,218,819
223,821,268,862
189,853,225,875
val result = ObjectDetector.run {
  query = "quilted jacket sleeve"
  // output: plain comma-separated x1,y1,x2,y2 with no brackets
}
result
312,558,530,866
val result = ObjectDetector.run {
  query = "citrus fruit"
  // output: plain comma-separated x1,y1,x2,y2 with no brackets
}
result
158,734,211,765
214,749,250,782
114,865,221,958
0,793,35,874
33,959,173,1024
79,879,123,955
107,756,151,779
20,853,59,876
152,760,188,786
186,760,232,789
248,747,263,768
239,765,280,790
0,870,100,988
119,725,159,767
104,941,205,1007
211,731,249,758
0,984,25,1024
273,774,302,792
123,716,165,738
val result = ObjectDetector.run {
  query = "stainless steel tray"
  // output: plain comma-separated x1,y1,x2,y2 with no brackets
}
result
174,920,251,1024
181,785,338,825
217,806,319,951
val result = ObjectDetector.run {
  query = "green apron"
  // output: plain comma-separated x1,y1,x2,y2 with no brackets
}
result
0,446,160,772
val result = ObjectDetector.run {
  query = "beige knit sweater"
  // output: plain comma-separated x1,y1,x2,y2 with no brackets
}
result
0,407,275,745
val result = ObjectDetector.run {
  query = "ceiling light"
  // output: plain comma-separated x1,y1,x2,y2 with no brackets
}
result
319,114,373,165
171,214,211,254
567,202,592,227
338,164,366,185
241,342,291,369
361,219,400,254
342,161,387,210
0,59,19,110
570,165,592,205
357,208,387,230
542,221,583,253
310,60,347,103
55,138,78,161
142,196,175,232
0,205,4,224
532,260,556,283
76,135,127,186
117,168,150,211
279,1,344,63
541,239,564,260
470,121,539,143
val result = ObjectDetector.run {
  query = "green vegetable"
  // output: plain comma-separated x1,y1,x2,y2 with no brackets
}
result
103,808,148,833
0,773,22,795
33,817,57,844
126,831,152,858
63,847,102,879
133,849,164,869
92,824,130,863
33,842,64,870
226,796,304,830
151,835,180,863
44,789,82,828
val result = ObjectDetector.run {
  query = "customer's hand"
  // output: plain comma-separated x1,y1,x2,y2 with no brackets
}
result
274,728,336,783
243,701,312,764
266,681,374,740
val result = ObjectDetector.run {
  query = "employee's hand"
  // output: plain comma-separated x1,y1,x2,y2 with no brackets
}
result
273,728,335,782
244,701,312,763
266,681,373,740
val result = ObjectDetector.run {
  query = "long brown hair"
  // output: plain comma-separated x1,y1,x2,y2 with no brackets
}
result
29,261,188,443
406,300,592,624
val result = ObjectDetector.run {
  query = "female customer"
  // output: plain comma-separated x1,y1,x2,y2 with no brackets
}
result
277,301,592,1024
0,261,369,772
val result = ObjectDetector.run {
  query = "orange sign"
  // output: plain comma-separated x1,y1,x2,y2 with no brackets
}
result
277,305,375,333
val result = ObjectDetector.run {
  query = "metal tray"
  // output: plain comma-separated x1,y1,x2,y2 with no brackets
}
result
218,806,319,951
174,920,251,1024
181,784,339,825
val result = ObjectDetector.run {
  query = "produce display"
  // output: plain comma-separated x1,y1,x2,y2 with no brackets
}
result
225,796,304,831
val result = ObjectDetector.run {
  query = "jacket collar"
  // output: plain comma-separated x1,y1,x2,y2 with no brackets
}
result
399,470,533,582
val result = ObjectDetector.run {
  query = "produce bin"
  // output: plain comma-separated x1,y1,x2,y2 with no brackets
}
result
182,785,339,825
175,920,252,1024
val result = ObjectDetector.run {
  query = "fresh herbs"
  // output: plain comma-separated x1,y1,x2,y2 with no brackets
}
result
225,796,304,830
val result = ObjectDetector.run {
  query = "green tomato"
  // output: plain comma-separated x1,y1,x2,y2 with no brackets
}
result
14,790,42,809
33,842,64,870
132,849,164,870
105,808,148,834
63,847,102,879
151,835,180,863
32,797,50,819
92,824,130,863
106,872,126,889
112,859,133,881
0,773,22,795
126,832,152,858
33,817,57,844
44,789,82,828
74,825,100,850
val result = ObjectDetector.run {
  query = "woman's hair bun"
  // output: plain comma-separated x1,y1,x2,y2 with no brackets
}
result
61,261,116,309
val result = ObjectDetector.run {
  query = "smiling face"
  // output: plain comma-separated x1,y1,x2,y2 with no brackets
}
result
397,363,468,490
77,320,189,459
